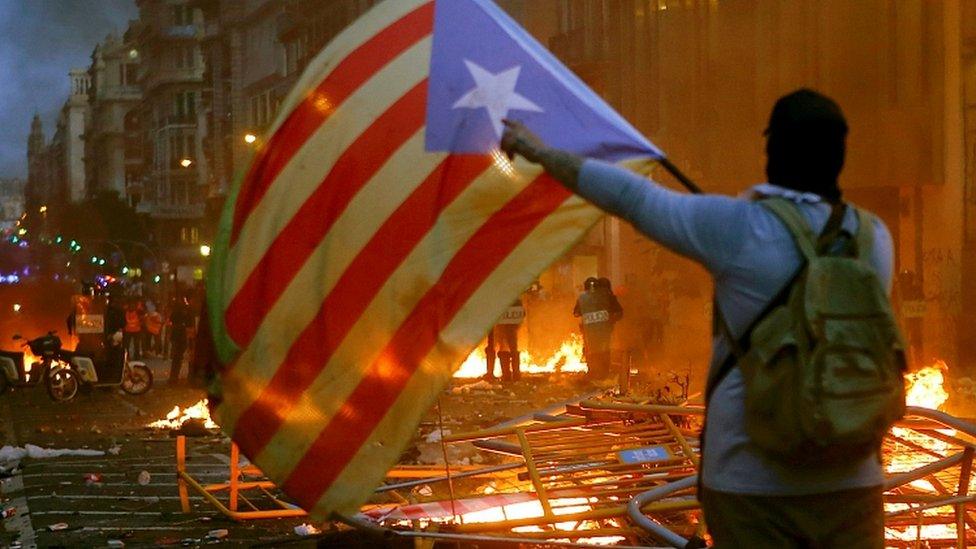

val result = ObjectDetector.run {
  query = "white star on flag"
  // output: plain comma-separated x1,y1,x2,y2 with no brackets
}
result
451,59,543,138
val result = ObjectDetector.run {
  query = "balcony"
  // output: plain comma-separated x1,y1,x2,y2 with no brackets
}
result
141,67,204,94
100,86,142,101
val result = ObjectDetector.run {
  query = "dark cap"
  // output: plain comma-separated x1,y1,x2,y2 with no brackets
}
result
765,88,848,138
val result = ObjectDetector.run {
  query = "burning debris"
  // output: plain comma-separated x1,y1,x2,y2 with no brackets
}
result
148,399,218,432
454,334,588,378
349,363,976,547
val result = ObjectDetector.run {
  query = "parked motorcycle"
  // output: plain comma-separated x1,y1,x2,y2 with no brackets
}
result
65,292,153,395
61,342,153,395
0,333,79,402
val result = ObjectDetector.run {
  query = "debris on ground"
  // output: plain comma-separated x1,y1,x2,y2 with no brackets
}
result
0,444,104,465
205,528,228,540
294,523,321,536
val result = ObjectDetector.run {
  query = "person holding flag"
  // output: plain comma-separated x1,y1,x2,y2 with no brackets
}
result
207,0,667,521
501,89,891,548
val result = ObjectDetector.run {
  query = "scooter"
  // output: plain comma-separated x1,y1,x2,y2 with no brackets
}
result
60,338,153,395
0,333,79,402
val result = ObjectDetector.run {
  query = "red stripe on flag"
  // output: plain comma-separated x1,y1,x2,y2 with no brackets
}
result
225,81,430,347
280,175,571,510
229,2,434,244
231,155,492,457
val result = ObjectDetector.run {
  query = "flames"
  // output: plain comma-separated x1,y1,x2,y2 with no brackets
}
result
888,361,952,479
20,346,38,382
885,360,966,544
903,360,949,410
454,334,587,378
148,399,218,430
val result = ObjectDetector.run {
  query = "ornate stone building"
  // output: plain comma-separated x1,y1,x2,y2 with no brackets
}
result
132,0,208,274
85,32,144,207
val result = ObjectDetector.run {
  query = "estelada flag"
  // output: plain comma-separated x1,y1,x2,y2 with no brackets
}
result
207,0,663,519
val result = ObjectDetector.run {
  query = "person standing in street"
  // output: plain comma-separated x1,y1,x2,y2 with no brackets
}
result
573,277,622,380
493,297,525,382
145,308,163,358
122,299,144,360
501,89,894,548
168,296,192,385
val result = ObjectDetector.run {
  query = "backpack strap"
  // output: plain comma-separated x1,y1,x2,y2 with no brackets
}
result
760,198,818,261
704,198,846,404
855,208,876,263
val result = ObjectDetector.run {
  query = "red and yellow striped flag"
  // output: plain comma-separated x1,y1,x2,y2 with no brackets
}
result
207,0,662,519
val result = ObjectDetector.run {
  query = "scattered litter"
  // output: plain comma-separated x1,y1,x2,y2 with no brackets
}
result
417,485,433,497
84,473,103,485
205,528,228,540
424,428,451,443
107,540,125,548
449,380,498,394
90,425,102,434
47,522,69,531
0,444,104,465
137,470,151,486
107,445,122,455
180,538,199,546
2,506,16,518
294,523,321,536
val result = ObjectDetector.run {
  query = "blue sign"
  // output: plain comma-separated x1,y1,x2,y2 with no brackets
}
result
618,445,671,464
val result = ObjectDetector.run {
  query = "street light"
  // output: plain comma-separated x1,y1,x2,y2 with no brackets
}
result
243,133,257,144
39,205,47,214
199,244,211,257
180,158,193,168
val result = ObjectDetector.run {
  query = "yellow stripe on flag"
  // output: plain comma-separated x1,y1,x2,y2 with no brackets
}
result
224,37,433,302
317,191,602,516
246,161,545,481
216,129,445,435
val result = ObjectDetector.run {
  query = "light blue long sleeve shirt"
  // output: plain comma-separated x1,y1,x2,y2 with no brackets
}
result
577,159,893,495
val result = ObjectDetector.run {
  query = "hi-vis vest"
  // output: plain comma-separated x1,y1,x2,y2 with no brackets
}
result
125,309,142,332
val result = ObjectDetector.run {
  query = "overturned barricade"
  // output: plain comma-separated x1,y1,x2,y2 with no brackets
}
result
164,376,976,547
361,399,976,548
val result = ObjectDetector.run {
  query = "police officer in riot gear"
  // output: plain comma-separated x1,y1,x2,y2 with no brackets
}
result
574,277,622,380
494,298,525,382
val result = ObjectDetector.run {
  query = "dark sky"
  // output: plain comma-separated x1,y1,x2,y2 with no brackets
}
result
0,0,139,179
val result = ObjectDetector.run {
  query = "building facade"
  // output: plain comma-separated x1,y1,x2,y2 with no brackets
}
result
85,32,144,206
511,0,976,376
24,69,91,212
0,179,25,231
195,0,378,204
133,0,208,274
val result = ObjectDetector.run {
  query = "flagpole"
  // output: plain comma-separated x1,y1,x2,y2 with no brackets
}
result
658,157,703,195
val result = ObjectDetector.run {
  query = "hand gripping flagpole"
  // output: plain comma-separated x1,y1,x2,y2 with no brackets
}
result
657,156,703,195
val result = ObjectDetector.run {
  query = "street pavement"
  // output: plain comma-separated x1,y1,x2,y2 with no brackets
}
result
0,358,317,548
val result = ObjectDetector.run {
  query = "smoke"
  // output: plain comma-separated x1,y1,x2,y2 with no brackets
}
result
0,0,138,179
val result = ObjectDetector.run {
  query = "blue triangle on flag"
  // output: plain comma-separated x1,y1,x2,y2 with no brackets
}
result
425,0,663,162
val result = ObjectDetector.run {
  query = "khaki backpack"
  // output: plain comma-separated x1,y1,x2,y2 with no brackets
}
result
713,197,907,466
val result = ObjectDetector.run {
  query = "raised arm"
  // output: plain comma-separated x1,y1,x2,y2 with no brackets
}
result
500,119,747,273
